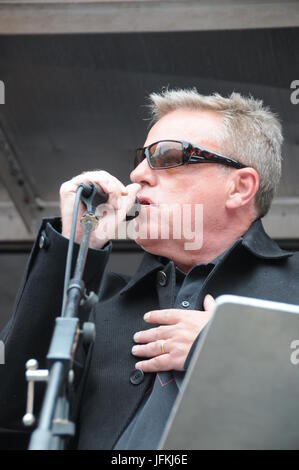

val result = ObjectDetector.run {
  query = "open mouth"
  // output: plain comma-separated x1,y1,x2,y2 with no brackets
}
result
137,197,152,206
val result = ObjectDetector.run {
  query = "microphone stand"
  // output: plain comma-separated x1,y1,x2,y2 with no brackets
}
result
23,183,107,450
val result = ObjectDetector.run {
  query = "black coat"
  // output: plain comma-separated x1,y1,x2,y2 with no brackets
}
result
1,217,299,449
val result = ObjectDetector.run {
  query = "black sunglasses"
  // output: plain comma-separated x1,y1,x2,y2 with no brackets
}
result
134,140,245,170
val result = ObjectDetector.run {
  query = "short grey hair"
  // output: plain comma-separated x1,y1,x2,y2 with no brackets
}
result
147,88,283,217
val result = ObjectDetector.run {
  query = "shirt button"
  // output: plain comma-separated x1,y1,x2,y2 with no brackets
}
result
181,300,190,308
39,231,50,249
130,369,144,385
157,270,167,287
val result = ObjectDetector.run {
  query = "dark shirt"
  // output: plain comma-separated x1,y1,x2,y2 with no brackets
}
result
114,254,222,450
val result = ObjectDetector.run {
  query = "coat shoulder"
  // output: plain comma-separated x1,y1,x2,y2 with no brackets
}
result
283,250,299,270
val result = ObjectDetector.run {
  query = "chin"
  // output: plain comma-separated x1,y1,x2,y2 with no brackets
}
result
135,236,174,259
135,236,158,251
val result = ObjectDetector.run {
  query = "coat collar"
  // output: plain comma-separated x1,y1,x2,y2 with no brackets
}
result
241,217,293,260
119,217,293,295
119,250,165,295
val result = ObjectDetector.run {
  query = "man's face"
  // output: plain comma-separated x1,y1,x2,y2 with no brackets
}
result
129,108,231,254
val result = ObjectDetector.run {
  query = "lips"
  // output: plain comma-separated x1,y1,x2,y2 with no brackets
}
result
137,196,153,205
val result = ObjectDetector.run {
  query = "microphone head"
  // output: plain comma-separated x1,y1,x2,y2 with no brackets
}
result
80,182,109,205
79,182,139,218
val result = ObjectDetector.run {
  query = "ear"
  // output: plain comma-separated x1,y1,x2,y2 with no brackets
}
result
225,168,259,211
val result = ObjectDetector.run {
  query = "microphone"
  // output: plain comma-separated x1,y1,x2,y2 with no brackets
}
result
80,182,140,220
80,182,108,206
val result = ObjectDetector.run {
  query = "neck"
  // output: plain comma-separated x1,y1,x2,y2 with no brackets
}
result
172,214,256,273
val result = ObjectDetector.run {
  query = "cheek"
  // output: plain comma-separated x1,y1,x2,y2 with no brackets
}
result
157,174,196,203
198,176,229,217
157,168,228,206
196,168,227,192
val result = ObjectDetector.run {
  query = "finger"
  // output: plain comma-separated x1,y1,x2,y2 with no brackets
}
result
135,354,172,373
71,171,128,209
126,182,141,195
133,325,172,344
97,183,141,228
65,174,115,210
203,294,216,312
72,170,128,194
98,179,123,210
106,173,128,195
60,180,81,197
117,183,141,216
132,340,169,358
143,309,184,325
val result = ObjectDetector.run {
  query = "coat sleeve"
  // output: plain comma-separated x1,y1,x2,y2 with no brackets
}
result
0,217,112,448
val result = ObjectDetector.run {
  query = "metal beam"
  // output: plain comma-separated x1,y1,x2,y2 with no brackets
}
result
0,203,35,240
0,125,41,233
0,1,298,34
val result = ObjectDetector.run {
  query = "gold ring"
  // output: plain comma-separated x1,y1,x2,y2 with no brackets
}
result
161,340,165,354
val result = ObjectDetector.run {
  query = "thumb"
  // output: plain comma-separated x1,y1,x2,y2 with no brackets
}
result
125,183,141,200
203,294,216,313
118,183,141,216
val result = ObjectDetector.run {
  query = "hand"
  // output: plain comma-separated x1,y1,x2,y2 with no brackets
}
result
60,170,141,249
132,294,216,372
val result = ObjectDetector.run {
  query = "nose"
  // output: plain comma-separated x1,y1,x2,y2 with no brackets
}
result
130,157,156,186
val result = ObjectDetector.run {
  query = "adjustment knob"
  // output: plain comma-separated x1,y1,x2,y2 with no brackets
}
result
82,322,96,345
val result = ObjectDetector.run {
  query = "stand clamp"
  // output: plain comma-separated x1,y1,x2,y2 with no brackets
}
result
23,320,95,429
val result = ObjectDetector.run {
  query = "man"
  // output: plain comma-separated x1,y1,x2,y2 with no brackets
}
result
1,89,299,450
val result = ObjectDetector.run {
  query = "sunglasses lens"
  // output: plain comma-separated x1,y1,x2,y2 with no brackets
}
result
148,141,183,168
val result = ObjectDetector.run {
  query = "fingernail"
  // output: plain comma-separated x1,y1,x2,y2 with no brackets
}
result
132,346,138,354
135,362,142,369
144,312,150,320
134,332,140,341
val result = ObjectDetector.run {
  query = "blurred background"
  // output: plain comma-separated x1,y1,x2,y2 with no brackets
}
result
0,0,299,329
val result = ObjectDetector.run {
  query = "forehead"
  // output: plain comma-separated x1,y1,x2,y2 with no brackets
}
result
144,108,223,149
